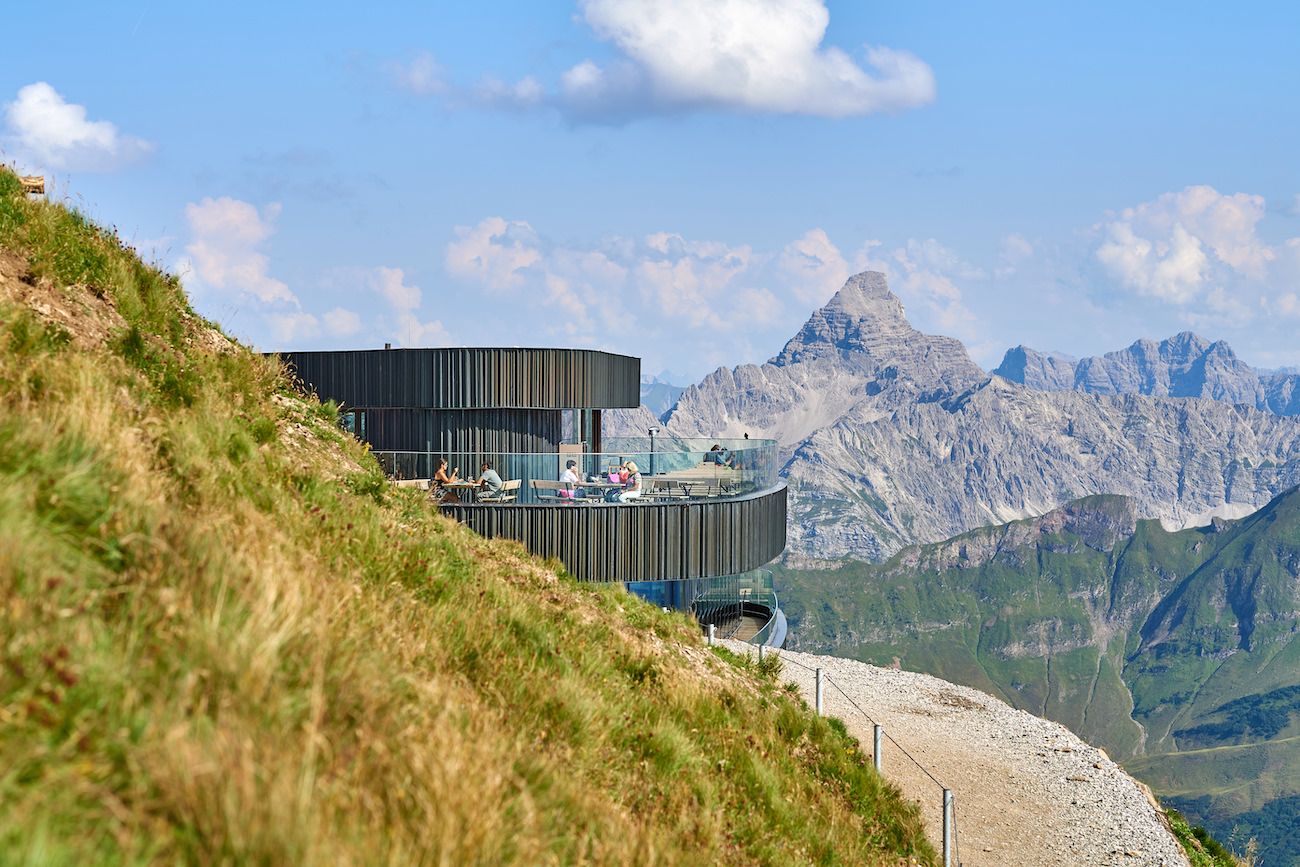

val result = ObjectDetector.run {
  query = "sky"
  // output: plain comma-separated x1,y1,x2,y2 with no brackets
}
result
5,1,1300,382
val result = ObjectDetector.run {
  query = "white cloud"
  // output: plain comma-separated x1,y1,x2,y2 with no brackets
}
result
888,239,984,339
265,307,359,344
322,307,362,336
566,0,935,119
3,82,152,171
390,52,446,96
366,266,449,347
445,217,542,289
370,265,421,311
1095,185,1274,305
778,228,850,304
268,312,321,343
996,233,1034,277
477,75,546,108
634,233,756,328
183,197,296,306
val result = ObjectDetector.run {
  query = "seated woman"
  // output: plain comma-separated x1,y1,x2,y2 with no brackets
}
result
617,460,643,503
433,457,461,502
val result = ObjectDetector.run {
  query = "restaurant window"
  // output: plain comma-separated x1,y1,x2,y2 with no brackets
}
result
340,409,367,440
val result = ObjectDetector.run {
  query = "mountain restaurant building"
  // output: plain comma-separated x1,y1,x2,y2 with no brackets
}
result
281,346,788,646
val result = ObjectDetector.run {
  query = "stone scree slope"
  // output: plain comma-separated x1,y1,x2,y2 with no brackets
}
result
723,641,1189,867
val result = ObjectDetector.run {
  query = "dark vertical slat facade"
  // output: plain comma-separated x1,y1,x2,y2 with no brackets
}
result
441,486,788,583
281,347,640,410
362,408,563,453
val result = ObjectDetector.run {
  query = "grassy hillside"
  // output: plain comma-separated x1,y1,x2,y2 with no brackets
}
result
780,492,1300,864
0,167,934,865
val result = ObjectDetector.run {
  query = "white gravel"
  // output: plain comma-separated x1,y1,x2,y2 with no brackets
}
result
722,641,1189,867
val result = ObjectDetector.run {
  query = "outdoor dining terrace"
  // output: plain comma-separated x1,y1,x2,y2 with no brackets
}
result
375,436,781,506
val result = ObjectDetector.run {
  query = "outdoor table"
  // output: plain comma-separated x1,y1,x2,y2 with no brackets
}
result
443,481,481,502
581,480,627,501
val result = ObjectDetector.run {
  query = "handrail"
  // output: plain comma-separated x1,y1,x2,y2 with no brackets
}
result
377,440,781,506
737,646,963,866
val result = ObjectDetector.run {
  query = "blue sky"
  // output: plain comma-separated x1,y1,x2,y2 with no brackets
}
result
5,1,1300,381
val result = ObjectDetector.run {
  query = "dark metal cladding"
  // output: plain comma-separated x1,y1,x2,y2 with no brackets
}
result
441,486,788,583
361,408,563,454
280,347,640,410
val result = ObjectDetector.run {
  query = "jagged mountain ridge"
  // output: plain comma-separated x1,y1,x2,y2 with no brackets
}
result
777,487,1300,864
995,332,1300,416
662,271,1300,560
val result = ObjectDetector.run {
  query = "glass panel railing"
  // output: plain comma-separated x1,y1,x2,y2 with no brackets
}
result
371,437,780,506
690,570,779,645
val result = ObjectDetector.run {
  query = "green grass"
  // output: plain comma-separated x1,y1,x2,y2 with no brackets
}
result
777,486,1300,864
0,167,935,864
1166,809,1245,867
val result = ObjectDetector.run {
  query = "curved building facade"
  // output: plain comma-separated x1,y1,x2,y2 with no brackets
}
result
280,345,787,643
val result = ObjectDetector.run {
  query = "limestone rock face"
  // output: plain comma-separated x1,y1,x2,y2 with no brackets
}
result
664,272,1300,561
997,331,1300,415
993,346,1077,391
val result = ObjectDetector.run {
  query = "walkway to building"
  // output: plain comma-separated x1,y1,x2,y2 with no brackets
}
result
721,642,1189,867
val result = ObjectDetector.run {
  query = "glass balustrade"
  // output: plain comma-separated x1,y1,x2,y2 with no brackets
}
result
372,436,780,505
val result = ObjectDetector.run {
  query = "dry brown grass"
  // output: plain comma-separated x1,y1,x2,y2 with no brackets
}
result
0,167,935,865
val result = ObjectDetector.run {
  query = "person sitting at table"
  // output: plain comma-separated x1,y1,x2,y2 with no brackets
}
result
433,457,461,502
559,459,582,500
617,460,643,503
707,444,735,468
477,461,504,499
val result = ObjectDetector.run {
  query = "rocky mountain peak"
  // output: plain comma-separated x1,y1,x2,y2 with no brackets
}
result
769,271,984,389
771,271,907,366
994,345,1078,391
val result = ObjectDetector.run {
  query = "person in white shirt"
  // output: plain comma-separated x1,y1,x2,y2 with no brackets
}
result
559,459,582,499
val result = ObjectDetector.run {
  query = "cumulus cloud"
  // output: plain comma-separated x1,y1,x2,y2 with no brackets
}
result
778,228,850,304
322,307,362,336
996,233,1034,277
419,1,934,121
634,233,763,328
889,238,985,338
390,51,446,96
442,218,789,342
445,217,542,289
1095,185,1275,305
368,266,450,347
3,82,152,171
183,197,296,305
564,0,935,119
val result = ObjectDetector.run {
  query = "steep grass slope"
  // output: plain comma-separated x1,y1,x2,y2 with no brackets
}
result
0,167,933,866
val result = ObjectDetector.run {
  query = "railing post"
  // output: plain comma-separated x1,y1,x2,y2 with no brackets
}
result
707,623,716,646
942,788,953,867
815,668,824,716
873,724,883,773
757,643,765,662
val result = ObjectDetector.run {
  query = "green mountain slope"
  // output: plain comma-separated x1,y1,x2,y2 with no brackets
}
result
780,489,1300,863
0,168,934,864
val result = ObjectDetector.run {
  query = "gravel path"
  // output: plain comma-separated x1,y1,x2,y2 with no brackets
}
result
722,641,1188,866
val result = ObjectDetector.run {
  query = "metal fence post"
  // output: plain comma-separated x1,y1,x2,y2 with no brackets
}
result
707,623,716,646
758,644,765,662
815,668,824,716
943,788,953,867
873,724,883,773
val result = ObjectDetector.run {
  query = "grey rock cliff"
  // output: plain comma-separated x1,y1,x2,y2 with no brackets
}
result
993,346,1077,391
664,272,1300,561
999,331,1300,415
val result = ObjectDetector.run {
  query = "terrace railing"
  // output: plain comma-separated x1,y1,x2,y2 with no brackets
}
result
373,436,780,506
